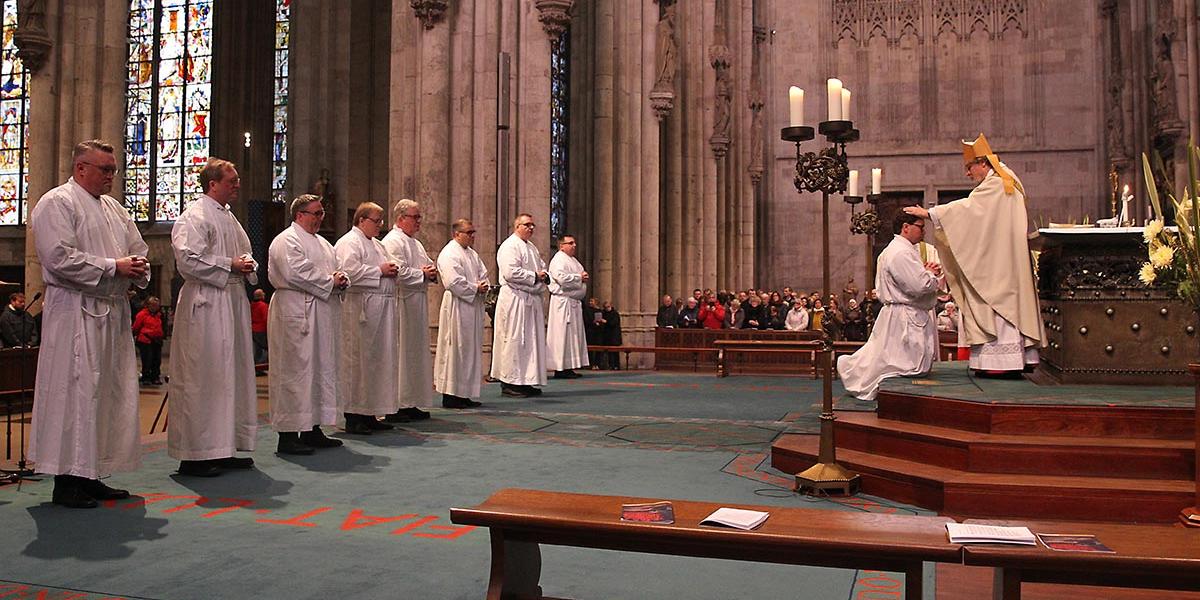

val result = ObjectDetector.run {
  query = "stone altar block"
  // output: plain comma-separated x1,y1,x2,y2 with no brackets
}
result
1032,227,1198,385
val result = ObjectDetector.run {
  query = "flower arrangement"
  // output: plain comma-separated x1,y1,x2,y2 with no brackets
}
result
1140,145,1200,307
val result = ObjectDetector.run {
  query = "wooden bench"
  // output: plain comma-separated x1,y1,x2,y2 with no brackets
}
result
713,339,866,378
587,345,718,371
450,488,961,599
961,518,1200,599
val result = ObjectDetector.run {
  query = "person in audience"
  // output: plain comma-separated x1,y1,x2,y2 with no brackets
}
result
491,213,549,398
726,298,744,329
601,300,623,369
736,290,749,305
768,305,787,330
842,277,859,306
656,294,678,328
585,297,604,368
381,198,436,420
838,212,944,400
862,287,883,331
843,298,868,341
697,294,725,329
676,297,700,328
0,292,37,347
824,296,844,341
691,288,703,304
785,300,809,331
768,291,784,313
250,288,269,371
742,294,768,330
937,301,959,332
132,296,164,386
810,298,825,332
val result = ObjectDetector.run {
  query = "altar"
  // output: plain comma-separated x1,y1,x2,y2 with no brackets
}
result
1032,227,1198,385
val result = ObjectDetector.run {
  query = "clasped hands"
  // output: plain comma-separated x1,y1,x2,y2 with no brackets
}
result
116,255,149,279
924,261,944,278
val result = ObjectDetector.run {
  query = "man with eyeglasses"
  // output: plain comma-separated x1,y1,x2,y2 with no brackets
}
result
546,234,589,379
491,213,549,398
267,194,349,455
335,202,401,434
381,199,437,420
433,219,491,408
169,157,260,477
903,133,1044,377
28,139,150,508
837,212,944,401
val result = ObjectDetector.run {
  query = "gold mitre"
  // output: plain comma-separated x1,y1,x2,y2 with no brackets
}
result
961,132,1016,194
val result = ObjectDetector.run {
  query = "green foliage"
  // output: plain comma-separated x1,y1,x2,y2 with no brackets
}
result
1142,144,1200,307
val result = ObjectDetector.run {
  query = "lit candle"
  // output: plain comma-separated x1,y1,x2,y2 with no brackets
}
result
1123,184,1130,196
841,88,851,122
788,86,804,127
848,170,859,196
827,78,843,121
871,168,882,195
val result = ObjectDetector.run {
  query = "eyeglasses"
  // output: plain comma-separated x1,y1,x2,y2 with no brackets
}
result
81,162,119,176
363,216,385,225
461,229,477,235
300,209,326,217
402,214,423,221
519,222,536,229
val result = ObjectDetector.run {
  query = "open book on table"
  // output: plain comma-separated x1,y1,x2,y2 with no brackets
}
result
945,523,1036,545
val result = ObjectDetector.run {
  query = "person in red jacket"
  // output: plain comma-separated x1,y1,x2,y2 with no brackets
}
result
249,288,269,373
697,294,726,329
132,296,165,385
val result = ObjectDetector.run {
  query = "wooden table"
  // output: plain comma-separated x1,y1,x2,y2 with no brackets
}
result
961,518,1200,599
451,488,962,599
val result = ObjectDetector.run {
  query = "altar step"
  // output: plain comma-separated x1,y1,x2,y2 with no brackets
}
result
875,390,1195,440
831,412,1195,480
772,434,1194,522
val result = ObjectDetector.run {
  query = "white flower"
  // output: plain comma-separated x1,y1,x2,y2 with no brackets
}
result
1143,219,1164,243
1150,245,1175,268
1139,262,1157,285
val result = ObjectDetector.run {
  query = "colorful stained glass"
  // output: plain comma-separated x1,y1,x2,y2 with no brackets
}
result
549,32,570,241
273,0,290,203
125,0,211,221
0,0,28,225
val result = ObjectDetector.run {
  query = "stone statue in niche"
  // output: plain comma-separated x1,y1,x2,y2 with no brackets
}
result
13,0,51,74
1151,32,1180,128
649,1,678,121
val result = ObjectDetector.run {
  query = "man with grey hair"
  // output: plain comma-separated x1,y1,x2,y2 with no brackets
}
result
546,234,589,378
381,198,436,422
169,157,260,477
29,139,149,508
268,194,348,454
491,213,548,398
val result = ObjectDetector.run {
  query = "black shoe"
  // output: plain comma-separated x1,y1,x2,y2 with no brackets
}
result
52,476,98,509
566,370,582,378
383,410,411,423
277,432,315,455
343,413,373,435
178,460,221,477
214,456,255,470
462,398,482,408
82,478,131,500
500,387,529,398
553,370,571,379
522,385,543,397
300,426,344,448
443,395,472,408
400,407,430,420
366,418,394,431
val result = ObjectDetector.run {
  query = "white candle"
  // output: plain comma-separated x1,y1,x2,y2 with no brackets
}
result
1123,184,1130,196
848,170,859,196
871,168,882,195
826,78,842,121
841,88,851,122
788,86,804,127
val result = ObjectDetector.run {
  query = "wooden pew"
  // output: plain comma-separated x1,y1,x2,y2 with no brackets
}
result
450,488,962,599
713,339,866,378
586,345,718,371
960,518,1200,599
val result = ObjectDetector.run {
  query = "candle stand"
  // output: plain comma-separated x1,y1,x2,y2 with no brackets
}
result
781,120,861,496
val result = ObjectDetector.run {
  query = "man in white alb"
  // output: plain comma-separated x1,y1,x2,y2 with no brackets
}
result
29,139,149,508
267,194,348,455
380,199,436,422
546,234,589,379
335,202,401,434
837,212,944,401
433,219,491,408
491,213,549,398
169,158,259,477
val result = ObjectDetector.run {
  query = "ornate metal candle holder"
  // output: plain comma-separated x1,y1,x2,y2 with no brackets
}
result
779,120,862,496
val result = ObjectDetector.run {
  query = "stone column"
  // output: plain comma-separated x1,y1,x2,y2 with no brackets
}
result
23,0,128,300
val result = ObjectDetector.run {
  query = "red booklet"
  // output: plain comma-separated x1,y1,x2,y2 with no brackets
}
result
621,501,675,525
1036,533,1115,553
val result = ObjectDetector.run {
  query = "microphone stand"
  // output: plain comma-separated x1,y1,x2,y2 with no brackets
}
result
2,344,39,486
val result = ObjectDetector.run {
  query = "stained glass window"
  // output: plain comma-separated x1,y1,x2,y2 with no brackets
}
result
273,0,290,202
125,0,212,221
0,0,29,226
549,31,570,241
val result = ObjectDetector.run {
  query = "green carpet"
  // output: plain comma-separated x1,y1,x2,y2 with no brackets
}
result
1,371,932,600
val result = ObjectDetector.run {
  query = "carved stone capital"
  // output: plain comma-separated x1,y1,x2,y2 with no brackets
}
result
411,0,449,30
535,0,574,41
14,0,51,74
649,88,675,122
